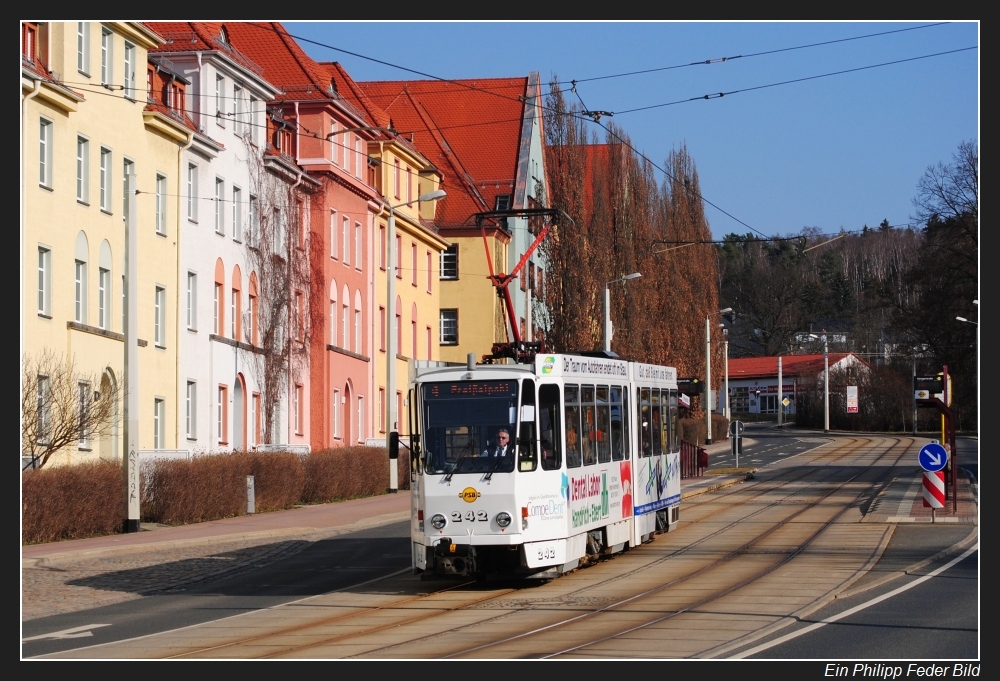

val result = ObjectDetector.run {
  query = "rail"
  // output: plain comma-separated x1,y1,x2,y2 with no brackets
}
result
680,440,707,478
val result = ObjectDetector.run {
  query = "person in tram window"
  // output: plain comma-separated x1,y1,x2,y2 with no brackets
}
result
482,428,511,457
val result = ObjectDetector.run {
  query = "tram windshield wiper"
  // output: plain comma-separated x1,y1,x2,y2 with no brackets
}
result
444,439,476,482
483,450,508,481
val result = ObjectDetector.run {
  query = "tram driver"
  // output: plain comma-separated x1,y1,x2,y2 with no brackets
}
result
482,429,512,458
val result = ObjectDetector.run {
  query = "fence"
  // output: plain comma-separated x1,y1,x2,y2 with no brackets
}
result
680,440,707,478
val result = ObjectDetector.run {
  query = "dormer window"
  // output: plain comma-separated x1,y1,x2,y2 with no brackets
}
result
23,23,37,64
218,26,231,49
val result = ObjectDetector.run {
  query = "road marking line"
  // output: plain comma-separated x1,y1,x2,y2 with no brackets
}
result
23,624,111,642
729,542,978,658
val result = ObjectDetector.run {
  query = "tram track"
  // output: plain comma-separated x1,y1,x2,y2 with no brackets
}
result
55,436,918,660
246,436,911,659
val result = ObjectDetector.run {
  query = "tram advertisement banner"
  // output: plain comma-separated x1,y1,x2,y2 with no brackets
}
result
567,464,630,529
633,453,680,516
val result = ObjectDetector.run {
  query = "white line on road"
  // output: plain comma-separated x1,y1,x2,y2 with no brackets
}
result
729,542,979,659
23,624,111,642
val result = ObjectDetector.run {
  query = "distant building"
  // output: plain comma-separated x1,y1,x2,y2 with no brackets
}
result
723,353,871,416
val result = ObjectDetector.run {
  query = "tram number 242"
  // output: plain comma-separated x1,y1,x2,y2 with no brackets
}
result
452,511,489,522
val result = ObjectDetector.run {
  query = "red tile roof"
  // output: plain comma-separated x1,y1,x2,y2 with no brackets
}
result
358,77,529,228
727,354,865,379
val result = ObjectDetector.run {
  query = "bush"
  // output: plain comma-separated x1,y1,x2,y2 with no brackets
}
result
22,460,124,544
679,414,730,446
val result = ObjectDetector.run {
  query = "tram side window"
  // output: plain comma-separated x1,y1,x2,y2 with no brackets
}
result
669,390,679,452
518,378,537,472
582,385,597,466
610,386,624,461
564,384,582,468
539,384,562,471
596,386,611,463
651,389,663,457
622,389,630,460
639,387,651,458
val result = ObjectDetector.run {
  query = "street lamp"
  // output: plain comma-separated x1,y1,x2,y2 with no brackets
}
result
705,307,732,444
808,332,830,433
387,189,446,492
603,272,642,352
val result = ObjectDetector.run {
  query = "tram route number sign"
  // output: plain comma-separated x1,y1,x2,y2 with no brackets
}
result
918,442,948,473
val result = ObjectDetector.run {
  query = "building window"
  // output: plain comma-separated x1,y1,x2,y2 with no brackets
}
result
187,163,198,222
378,388,386,433
122,158,134,221
233,84,243,135
394,159,400,198
231,289,238,339
39,119,53,188
440,244,458,280
355,222,362,270
248,95,258,145
343,131,350,169
77,22,91,75
98,267,110,330
379,225,386,270
342,216,350,266
411,318,417,359
330,210,338,259
333,388,341,439
354,298,361,354
440,309,458,345
342,300,349,350
410,243,417,286
215,178,225,234
101,27,113,87
217,386,228,444
355,138,363,179
426,326,432,360
154,398,165,449
295,292,304,341
37,247,51,316
294,384,304,435
396,308,402,352
123,41,136,100
36,375,51,445
186,381,197,439
78,382,92,449
99,148,112,211
76,137,90,203
74,260,87,323
249,195,258,243
426,251,433,292
23,23,38,64
154,286,166,347
186,272,197,330
155,174,167,234
232,186,242,241
215,74,225,127
329,121,338,162
214,283,222,334
395,235,402,279
379,306,386,352
406,167,412,203
357,395,365,442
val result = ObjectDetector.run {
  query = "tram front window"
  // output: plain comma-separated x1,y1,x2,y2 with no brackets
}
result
421,380,518,475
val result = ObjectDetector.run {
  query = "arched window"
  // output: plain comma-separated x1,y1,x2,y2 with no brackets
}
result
411,302,418,359
214,258,226,335
354,290,362,354
74,231,90,324
98,240,112,331
248,272,259,345
231,264,242,341
341,284,349,350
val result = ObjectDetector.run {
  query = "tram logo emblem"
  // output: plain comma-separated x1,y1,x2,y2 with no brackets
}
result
459,487,481,503
541,356,556,374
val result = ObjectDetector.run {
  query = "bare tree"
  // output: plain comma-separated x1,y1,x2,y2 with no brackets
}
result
912,140,978,226
21,350,121,470
238,122,312,445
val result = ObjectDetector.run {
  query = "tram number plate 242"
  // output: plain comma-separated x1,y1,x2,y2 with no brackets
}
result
451,511,489,522
525,540,566,568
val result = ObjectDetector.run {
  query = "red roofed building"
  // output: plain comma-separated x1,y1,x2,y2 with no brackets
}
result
358,74,550,362
724,353,871,416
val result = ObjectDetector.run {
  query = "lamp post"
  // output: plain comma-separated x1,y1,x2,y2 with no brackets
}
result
386,189,446,492
705,307,732,444
822,332,829,434
603,272,642,352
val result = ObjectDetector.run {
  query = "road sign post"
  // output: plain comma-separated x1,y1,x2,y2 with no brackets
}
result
918,441,949,520
729,420,744,467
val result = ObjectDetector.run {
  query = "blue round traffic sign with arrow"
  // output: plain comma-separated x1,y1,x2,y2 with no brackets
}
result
918,442,948,472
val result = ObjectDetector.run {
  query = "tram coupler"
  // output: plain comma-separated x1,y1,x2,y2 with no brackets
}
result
433,541,477,576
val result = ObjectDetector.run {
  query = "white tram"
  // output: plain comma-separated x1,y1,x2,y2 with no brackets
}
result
407,351,682,578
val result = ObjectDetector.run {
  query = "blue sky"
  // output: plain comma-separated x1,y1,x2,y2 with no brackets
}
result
285,21,978,240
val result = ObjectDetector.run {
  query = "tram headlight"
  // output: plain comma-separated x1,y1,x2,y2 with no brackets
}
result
495,511,512,528
430,514,447,530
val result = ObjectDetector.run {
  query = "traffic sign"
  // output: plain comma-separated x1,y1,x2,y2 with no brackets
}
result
918,442,948,472
729,420,744,437
923,471,945,508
